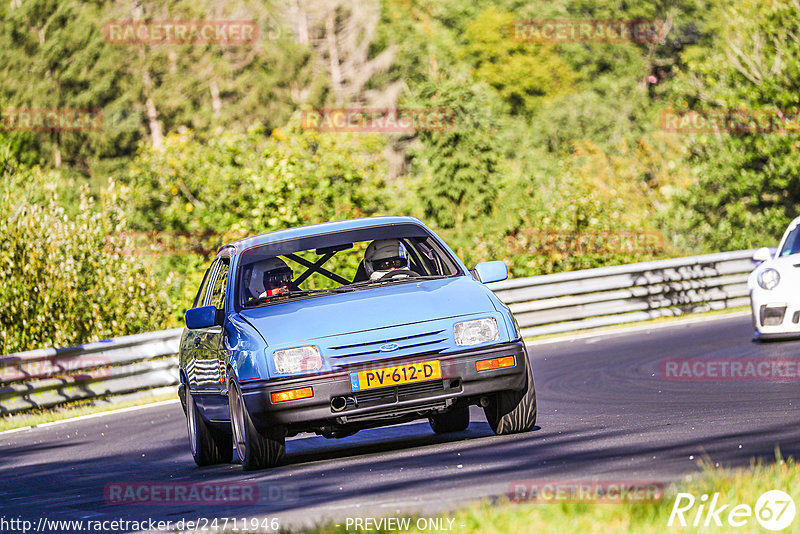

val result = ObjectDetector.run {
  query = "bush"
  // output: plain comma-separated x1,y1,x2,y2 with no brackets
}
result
120,121,388,236
0,158,175,354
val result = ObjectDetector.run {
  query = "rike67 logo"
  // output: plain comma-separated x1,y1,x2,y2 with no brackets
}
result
669,490,796,531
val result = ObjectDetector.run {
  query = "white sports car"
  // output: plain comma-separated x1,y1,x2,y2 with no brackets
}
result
748,216,800,339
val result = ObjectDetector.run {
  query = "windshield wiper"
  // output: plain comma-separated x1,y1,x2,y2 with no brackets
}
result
332,274,452,292
243,288,335,307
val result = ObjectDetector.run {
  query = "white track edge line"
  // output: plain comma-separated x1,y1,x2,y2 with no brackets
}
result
0,398,180,435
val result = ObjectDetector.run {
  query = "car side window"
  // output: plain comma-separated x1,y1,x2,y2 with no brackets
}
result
192,260,217,308
209,259,230,310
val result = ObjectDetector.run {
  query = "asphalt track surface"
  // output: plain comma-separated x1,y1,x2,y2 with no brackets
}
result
2,313,800,532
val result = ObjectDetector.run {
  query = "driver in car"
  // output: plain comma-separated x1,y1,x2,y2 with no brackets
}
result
363,239,419,280
258,257,293,298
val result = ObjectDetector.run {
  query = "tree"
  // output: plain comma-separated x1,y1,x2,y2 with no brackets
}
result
459,7,576,115
0,0,138,170
0,154,175,353
668,0,800,251
407,73,503,258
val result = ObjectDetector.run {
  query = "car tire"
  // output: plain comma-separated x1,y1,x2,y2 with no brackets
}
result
484,355,537,435
186,388,233,466
229,377,285,470
429,406,470,433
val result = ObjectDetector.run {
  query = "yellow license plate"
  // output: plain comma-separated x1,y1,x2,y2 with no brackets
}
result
350,360,441,391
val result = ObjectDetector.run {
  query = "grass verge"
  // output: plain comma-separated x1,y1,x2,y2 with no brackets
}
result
300,453,798,533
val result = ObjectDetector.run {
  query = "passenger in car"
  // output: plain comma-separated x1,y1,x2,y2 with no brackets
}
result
363,239,420,281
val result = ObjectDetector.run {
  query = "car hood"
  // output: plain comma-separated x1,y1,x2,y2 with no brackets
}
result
238,276,495,345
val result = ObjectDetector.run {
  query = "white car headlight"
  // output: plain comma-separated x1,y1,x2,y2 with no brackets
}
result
272,345,322,374
454,318,499,346
758,268,781,290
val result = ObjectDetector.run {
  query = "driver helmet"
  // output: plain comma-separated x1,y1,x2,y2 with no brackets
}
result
364,239,410,279
261,257,293,296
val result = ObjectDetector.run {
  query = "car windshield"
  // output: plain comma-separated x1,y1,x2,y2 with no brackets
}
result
779,225,800,257
235,223,462,310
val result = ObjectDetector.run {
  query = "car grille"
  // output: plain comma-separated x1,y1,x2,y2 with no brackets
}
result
326,329,449,369
760,305,786,326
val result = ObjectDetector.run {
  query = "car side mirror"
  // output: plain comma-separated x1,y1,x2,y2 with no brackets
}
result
185,305,224,329
752,247,772,263
473,261,508,284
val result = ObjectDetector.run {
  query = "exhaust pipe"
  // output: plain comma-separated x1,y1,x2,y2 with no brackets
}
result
479,396,490,408
331,396,348,412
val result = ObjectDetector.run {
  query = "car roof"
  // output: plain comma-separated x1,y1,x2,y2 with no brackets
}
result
220,216,427,255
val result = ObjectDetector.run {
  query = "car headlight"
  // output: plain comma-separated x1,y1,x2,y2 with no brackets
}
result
272,345,322,374
454,318,499,346
758,268,781,290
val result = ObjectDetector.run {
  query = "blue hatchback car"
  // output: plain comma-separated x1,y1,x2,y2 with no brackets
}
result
179,216,536,469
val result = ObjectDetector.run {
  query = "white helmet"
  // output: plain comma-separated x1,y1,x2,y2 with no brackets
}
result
364,239,410,278
261,257,292,296
247,257,292,298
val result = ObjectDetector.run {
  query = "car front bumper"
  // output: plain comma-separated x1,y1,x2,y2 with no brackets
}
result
240,340,528,431
750,291,800,338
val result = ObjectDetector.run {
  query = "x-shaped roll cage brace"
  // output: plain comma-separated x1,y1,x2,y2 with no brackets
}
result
283,239,433,289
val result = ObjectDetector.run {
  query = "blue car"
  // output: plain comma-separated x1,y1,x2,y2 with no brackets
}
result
179,216,536,470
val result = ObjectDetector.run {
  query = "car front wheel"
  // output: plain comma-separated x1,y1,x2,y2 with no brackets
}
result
484,355,537,435
229,376,285,470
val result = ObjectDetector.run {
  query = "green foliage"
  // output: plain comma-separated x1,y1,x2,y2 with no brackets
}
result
459,7,576,115
668,0,800,251
120,121,387,235
2,0,789,351
117,121,389,302
0,0,139,170
407,74,502,245
0,157,175,353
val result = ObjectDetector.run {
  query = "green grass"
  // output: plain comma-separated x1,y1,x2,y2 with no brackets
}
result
299,453,799,533
0,391,177,432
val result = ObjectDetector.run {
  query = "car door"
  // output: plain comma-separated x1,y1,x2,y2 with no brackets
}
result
183,260,216,389
193,257,229,394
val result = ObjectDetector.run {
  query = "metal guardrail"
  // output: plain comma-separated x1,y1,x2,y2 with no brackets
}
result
488,249,756,337
0,329,182,415
0,250,758,415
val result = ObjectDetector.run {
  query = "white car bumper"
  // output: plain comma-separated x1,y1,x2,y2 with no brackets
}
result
750,290,800,338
